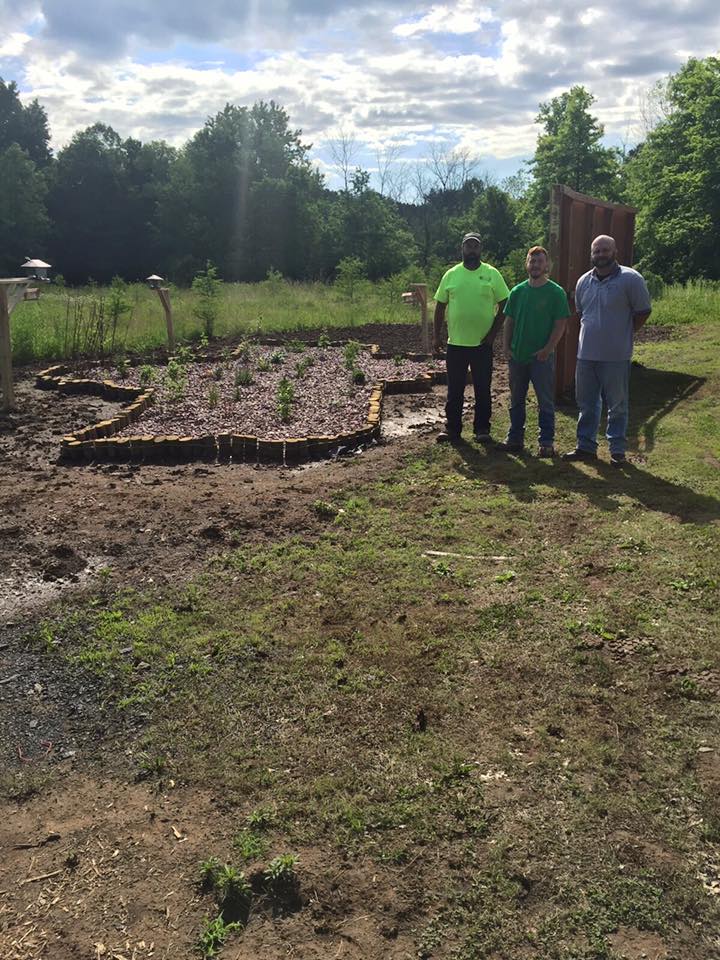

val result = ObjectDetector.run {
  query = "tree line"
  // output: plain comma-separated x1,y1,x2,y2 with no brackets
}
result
1,55,718,287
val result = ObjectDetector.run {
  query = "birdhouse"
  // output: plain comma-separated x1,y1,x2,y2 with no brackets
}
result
146,274,164,290
21,258,51,281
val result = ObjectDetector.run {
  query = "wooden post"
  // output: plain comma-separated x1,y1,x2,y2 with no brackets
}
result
155,287,175,354
0,278,33,413
409,284,429,353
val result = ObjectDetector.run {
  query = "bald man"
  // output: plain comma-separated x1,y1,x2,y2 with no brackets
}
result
562,235,651,466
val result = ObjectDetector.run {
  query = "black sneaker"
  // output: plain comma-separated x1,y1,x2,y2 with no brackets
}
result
495,440,524,453
473,431,493,444
561,448,597,462
610,452,627,467
437,431,462,446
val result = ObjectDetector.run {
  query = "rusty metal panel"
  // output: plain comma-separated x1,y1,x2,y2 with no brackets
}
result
549,184,637,396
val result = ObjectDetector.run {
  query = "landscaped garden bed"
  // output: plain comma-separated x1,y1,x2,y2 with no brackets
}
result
36,340,442,464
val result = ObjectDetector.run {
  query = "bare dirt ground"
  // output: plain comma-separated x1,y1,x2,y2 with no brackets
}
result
1,323,680,959
0,325,511,960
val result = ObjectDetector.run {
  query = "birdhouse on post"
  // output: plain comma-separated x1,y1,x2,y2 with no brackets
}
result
146,274,175,353
21,258,51,282
400,283,430,353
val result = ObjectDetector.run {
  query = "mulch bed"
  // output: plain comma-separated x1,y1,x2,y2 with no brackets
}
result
81,344,439,440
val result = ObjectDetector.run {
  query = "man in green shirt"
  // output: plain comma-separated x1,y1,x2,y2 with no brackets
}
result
433,232,510,444
496,245,570,457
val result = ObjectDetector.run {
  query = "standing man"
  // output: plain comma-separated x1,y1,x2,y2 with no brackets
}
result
562,235,652,466
433,232,510,444
496,246,570,457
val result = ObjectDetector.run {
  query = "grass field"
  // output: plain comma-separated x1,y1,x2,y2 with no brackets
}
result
6,316,720,957
9,277,719,366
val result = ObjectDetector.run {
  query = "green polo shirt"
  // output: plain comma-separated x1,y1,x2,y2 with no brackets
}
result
505,279,570,363
434,261,510,346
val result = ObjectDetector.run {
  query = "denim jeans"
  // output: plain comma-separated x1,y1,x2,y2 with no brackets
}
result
506,355,556,447
445,343,493,437
575,359,631,455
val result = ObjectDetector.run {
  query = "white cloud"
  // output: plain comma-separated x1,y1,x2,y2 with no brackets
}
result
0,32,31,58
393,2,494,37
4,0,720,179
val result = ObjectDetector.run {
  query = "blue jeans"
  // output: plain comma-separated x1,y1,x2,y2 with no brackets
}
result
506,355,556,447
575,359,630,455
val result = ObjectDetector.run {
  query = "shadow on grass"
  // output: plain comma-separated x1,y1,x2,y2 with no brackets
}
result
450,361,717,524
454,445,719,524
626,363,706,454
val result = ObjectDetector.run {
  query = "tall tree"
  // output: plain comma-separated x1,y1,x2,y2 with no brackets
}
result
527,85,622,228
627,57,720,281
0,77,52,166
0,143,49,274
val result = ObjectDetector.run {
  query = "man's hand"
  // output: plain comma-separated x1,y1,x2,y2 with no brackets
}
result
535,347,551,362
432,336,443,356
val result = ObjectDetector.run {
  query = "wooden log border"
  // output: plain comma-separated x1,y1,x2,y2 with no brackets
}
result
36,351,443,466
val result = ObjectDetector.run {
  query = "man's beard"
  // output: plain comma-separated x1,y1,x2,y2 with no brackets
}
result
463,254,480,267
592,256,615,269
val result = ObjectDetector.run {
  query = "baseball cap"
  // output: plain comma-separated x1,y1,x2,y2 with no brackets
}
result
462,232,482,244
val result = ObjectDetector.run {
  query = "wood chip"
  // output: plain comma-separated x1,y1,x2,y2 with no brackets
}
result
18,870,62,886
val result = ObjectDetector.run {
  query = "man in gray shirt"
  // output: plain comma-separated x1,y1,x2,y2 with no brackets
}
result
562,235,652,466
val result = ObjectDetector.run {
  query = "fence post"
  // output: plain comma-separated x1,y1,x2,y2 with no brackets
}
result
409,284,429,353
155,287,175,353
0,286,14,412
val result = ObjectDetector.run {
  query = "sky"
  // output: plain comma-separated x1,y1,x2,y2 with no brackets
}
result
1,0,719,194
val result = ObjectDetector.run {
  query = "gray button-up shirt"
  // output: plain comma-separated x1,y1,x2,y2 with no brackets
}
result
574,265,651,362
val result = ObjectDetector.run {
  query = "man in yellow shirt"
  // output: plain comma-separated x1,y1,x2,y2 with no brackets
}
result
433,232,510,444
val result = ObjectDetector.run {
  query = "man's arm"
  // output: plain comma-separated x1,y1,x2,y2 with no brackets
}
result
502,314,514,360
433,301,447,354
536,316,569,362
633,309,651,332
482,298,507,345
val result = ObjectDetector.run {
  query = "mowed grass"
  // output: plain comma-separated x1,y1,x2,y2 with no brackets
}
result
9,275,424,364
9,322,720,958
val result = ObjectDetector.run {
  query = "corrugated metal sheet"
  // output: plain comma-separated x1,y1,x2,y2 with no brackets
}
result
548,184,637,396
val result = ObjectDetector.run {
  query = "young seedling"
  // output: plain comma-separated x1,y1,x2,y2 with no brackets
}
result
235,367,253,387
208,384,220,410
139,364,155,386
264,854,299,893
343,340,362,370
116,355,128,379
269,350,285,365
198,856,222,891
317,332,331,349
212,365,224,381
198,914,242,958
351,367,366,385
277,379,294,422
257,356,271,372
233,828,268,861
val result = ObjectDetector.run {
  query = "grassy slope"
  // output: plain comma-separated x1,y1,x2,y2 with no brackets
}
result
9,321,720,958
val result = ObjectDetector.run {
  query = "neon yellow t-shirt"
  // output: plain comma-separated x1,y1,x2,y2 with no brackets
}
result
434,262,510,346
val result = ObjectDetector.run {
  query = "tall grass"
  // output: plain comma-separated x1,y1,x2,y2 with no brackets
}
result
648,279,720,326
10,276,719,365
10,275,427,365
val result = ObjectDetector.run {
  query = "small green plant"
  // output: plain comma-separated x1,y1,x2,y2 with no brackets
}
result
208,384,220,410
494,570,517,583
176,344,194,364
235,340,251,362
269,350,285,365
287,339,306,353
198,856,222,891
257,355,271,372
313,499,338,519
351,367,366,385
235,367,253,387
393,353,404,367
294,356,314,379
246,805,276,829
116,355,128,379
212,365,224,381
198,914,241,958
277,378,294,422
164,359,188,403
192,261,222,341
343,340,362,370
139,364,155,386
317,332,331,348
264,854,299,890
216,864,252,904
233,828,268,861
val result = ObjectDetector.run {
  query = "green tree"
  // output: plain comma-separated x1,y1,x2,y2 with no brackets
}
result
0,77,52,166
627,57,720,281
0,143,49,274
527,86,622,228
